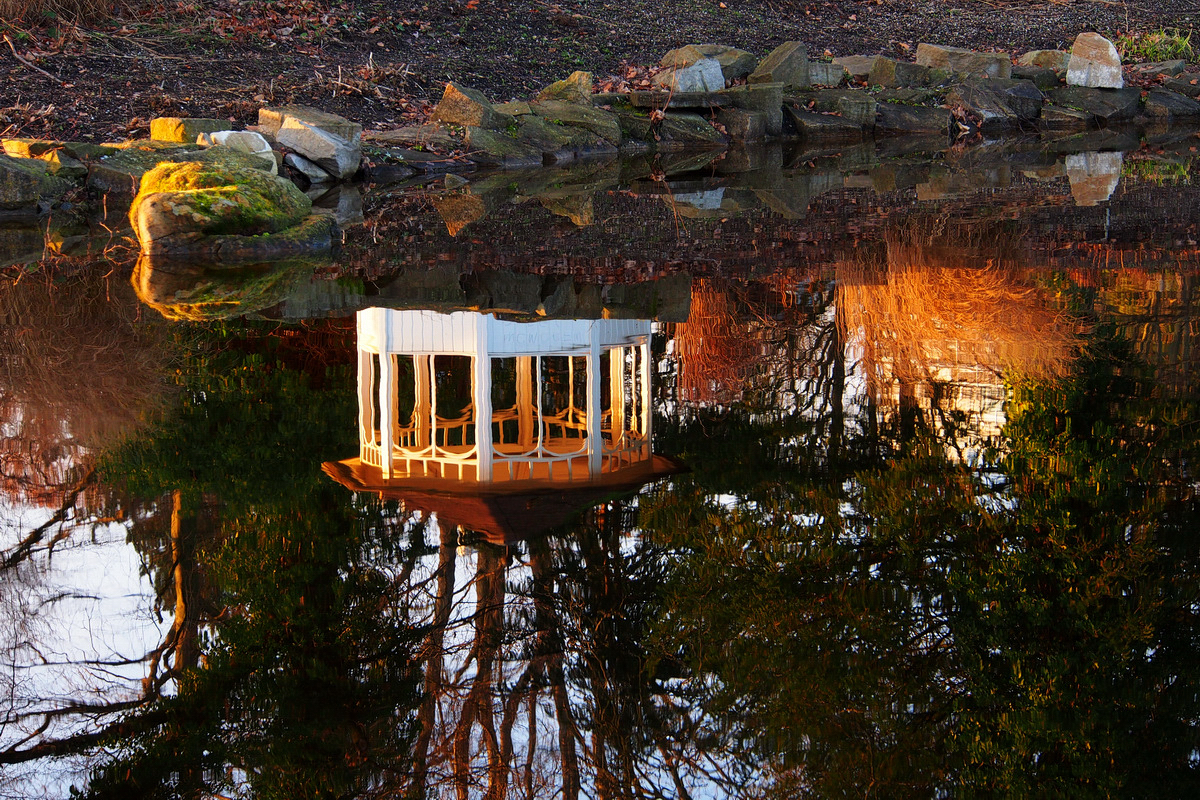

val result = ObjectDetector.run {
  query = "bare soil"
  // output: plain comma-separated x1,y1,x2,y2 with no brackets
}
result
1,0,1196,141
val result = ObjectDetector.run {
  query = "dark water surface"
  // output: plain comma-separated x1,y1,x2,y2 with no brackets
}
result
2,140,1198,798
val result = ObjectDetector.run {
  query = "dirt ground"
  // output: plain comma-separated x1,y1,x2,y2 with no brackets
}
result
1,0,1197,141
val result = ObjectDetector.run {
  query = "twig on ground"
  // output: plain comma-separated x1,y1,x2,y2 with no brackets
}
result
3,34,65,84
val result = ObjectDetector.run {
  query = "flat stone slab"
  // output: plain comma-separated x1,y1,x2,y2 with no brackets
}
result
1018,50,1070,72
784,108,865,143
1039,105,1094,130
945,78,1044,130
809,62,848,86
869,57,944,88
259,105,362,142
916,43,1011,78
530,100,622,144
1012,65,1061,92
833,55,878,77
1144,89,1200,119
150,117,231,143
1048,86,1141,122
628,90,728,109
715,108,768,141
364,124,461,150
750,41,809,89
1163,75,1200,98
1133,60,1187,78
874,102,953,136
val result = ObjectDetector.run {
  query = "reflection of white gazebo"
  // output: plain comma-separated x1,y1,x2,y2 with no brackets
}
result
324,308,683,543
354,308,655,483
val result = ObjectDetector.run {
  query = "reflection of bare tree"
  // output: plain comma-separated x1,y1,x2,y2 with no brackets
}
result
405,499,755,800
0,488,208,777
0,270,173,507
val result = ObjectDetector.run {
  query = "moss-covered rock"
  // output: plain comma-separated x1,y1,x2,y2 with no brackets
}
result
535,71,594,104
529,99,623,144
0,154,73,211
130,160,316,254
89,142,274,198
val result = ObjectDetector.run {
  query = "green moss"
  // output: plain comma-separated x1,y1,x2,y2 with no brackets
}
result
131,160,311,236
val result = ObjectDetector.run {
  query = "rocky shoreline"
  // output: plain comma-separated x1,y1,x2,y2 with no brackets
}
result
1,32,1198,265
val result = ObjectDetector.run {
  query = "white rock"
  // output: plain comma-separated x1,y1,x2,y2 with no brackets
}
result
276,118,360,180
285,152,334,185
197,130,278,174
653,57,726,93
1067,33,1123,89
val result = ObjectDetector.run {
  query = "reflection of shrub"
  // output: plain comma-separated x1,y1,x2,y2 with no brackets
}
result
1121,158,1193,187
0,270,174,505
838,231,1080,403
133,255,321,321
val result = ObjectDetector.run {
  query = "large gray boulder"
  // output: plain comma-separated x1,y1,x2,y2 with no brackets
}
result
0,154,71,211
276,117,361,180
661,44,757,81
749,42,810,89
431,83,516,130
653,58,726,92
1066,33,1123,88
916,44,1011,78
259,105,362,181
1048,86,1141,122
945,78,1044,130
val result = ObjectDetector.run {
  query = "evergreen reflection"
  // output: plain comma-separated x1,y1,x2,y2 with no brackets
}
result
0,262,1195,798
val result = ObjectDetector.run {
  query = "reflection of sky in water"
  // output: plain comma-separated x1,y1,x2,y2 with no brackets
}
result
1,503,169,797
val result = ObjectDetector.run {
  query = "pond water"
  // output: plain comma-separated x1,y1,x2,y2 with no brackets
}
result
2,137,1199,798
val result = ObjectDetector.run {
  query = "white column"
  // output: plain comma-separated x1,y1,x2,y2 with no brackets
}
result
640,339,652,455
357,349,373,458
586,338,602,477
377,353,394,480
474,323,493,482
609,346,626,453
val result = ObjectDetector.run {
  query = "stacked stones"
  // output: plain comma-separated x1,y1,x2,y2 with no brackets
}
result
372,32,1199,170
3,30,1200,259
